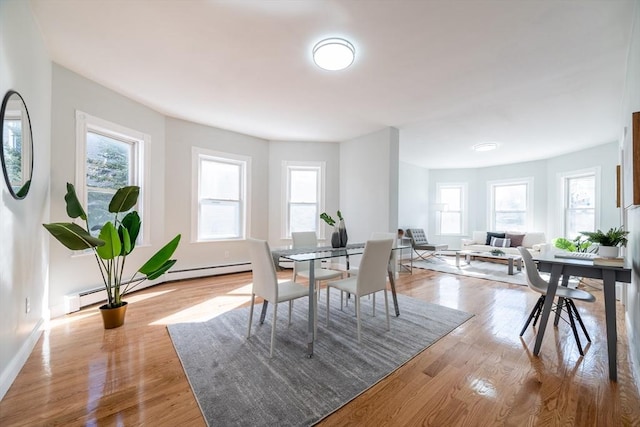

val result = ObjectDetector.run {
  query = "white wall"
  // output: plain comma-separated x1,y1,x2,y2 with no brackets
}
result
339,127,400,242
620,0,640,390
398,161,429,232
0,0,52,399
164,117,269,277
268,141,340,247
48,65,167,317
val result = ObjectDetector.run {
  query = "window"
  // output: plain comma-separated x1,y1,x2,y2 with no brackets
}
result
193,148,250,241
282,161,325,238
436,183,466,235
76,112,148,240
561,170,598,239
489,178,533,232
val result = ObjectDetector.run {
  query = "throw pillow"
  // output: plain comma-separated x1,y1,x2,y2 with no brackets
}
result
485,232,506,245
491,236,511,247
506,232,525,248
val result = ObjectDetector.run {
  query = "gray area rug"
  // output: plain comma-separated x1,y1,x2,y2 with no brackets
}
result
411,256,527,285
167,289,473,426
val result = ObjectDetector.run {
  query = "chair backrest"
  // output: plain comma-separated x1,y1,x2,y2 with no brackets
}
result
517,246,549,295
248,239,278,301
291,231,318,248
291,231,318,274
356,238,394,296
406,228,428,246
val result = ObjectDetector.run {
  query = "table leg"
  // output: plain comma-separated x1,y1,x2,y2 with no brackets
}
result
517,258,522,272
387,266,400,317
456,252,461,267
259,301,268,324
602,269,618,381
508,258,514,275
534,264,563,355
307,260,316,357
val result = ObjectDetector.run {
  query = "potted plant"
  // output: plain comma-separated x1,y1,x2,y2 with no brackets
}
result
43,183,181,328
580,226,629,258
320,210,348,248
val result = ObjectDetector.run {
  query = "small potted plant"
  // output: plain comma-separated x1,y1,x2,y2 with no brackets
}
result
580,226,629,258
320,210,347,248
43,183,181,328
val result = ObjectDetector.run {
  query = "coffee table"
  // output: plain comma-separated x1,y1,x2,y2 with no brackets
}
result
455,250,523,275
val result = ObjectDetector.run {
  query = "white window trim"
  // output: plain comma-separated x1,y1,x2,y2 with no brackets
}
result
280,160,326,240
191,147,252,243
557,167,601,237
75,111,151,246
435,182,467,236
487,177,534,231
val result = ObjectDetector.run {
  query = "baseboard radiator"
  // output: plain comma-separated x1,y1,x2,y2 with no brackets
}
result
63,262,252,314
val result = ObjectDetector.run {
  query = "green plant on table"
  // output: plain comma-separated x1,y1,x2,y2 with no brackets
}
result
580,226,629,247
490,249,505,256
553,236,591,252
43,183,181,309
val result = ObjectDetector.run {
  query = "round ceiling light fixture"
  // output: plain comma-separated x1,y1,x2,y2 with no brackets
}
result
313,38,355,71
472,142,499,152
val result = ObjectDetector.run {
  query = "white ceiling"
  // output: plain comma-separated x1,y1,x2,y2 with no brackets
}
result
29,0,635,169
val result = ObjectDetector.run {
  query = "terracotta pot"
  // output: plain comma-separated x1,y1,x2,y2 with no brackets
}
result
99,302,128,329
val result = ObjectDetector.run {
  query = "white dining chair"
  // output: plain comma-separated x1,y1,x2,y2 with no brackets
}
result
247,238,309,357
517,247,595,355
325,238,394,343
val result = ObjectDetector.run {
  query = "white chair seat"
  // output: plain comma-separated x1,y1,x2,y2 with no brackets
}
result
295,268,343,282
327,277,358,295
275,280,310,302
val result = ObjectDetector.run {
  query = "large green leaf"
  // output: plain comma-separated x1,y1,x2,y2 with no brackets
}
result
118,226,131,256
145,259,177,281
121,211,141,251
43,223,104,250
64,183,87,220
108,186,140,213
138,234,181,275
96,222,122,260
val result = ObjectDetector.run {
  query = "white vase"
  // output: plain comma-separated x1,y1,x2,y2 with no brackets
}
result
598,246,619,258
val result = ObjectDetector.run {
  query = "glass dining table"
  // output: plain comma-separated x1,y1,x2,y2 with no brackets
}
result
269,242,409,357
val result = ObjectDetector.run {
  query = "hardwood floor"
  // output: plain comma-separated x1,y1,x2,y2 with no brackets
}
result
1,267,639,426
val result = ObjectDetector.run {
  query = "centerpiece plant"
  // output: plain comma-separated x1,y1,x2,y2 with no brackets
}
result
43,183,181,328
320,210,348,248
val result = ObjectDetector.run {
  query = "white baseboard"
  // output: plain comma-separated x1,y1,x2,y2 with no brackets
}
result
0,318,44,400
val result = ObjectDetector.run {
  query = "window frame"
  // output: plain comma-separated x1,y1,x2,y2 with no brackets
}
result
75,111,150,245
281,161,326,239
558,167,600,239
488,177,533,232
435,182,467,236
191,147,251,243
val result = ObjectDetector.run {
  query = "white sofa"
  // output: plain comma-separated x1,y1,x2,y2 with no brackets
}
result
461,231,546,255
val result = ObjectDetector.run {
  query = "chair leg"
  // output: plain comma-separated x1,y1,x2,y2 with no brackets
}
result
568,299,591,342
384,289,390,331
554,297,565,326
356,296,362,343
520,296,543,336
288,300,293,325
270,303,278,358
247,294,255,338
326,285,331,327
566,301,584,356
372,293,376,317
532,295,546,327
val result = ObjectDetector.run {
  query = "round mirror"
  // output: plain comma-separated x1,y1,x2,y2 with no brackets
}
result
1,90,33,199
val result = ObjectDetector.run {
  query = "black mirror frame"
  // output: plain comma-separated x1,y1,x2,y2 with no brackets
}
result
0,90,34,200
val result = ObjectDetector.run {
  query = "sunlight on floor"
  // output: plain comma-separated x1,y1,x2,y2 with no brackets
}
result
150,283,254,325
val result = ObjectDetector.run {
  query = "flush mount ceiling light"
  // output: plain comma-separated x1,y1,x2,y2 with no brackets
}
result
472,142,499,152
313,38,355,71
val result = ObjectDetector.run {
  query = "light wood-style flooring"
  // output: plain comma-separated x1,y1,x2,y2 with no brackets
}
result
1,266,639,426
